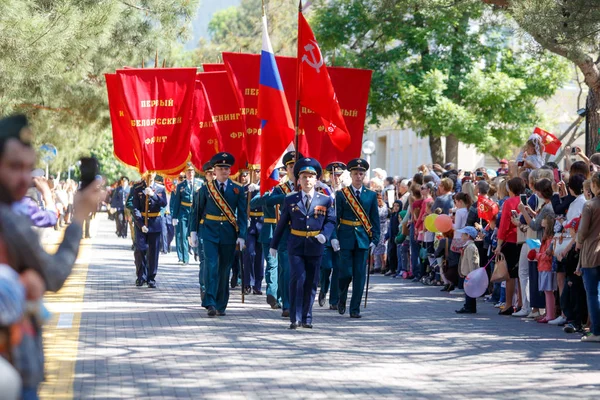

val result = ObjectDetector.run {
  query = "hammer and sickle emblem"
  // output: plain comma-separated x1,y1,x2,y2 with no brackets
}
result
302,41,324,73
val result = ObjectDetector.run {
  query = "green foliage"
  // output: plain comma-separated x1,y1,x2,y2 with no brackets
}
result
0,0,198,170
193,0,298,65
311,0,571,158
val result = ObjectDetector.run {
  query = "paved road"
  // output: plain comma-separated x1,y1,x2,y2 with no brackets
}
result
41,214,600,399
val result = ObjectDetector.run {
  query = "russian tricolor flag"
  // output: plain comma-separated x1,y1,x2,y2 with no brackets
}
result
258,14,295,195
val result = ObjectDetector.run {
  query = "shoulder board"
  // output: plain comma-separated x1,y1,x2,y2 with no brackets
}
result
364,188,376,193
155,183,165,188
286,192,296,197
230,180,243,187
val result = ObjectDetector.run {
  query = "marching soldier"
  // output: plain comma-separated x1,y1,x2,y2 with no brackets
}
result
132,172,168,288
243,168,264,295
189,153,247,317
318,162,346,309
336,158,380,318
270,158,336,329
262,151,301,317
171,163,201,265
192,162,214,301
231,170,250,289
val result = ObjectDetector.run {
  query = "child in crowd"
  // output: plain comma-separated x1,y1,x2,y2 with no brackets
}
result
455,226,480,314
522,135,545,170
537,214,557,323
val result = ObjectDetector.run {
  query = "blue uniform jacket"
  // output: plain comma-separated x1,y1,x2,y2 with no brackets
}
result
262,181,294,249
110,186,129,211
335,186,380,250
270,191,336,257
250,189,280,244
247,186,263,237
132,182,168,233
190,179,247,245
171,179,202,219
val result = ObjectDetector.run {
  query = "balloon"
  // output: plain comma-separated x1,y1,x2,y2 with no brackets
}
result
526,238,541,249
425,214,439,232
464,267,489,298
434,214,453,233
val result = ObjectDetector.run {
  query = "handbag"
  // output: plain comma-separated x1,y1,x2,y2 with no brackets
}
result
490,253,509,283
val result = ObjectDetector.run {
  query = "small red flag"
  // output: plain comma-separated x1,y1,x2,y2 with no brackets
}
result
533,127,562,155
477,195,499,223
298,11,350,152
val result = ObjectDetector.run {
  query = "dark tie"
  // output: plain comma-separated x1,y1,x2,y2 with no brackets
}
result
220,182,225,194
305,194,311,211
355,190,361,200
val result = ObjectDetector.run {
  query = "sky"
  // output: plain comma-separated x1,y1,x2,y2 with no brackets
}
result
185,0,241,50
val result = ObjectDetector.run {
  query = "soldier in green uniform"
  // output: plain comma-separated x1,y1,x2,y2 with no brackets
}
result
171,163,201,265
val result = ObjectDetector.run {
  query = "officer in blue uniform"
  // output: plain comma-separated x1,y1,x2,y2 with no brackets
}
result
336,158,380,318
189,153,247,317
132,172,168,288
171,163,201,265
270,157,336,329
243,168,264,295
262,151,301,317
110,176,130,238
318,162,346,309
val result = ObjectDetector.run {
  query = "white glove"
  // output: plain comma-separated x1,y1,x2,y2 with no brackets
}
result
247,183,260,192
144,187,155,196
237,238,246,251
315,234,326,244
109,207,117,215
141,226,149,234
369,242,376,250
189,232,198,247
269,248,277,258
316,180,328,190
172,218,179,226
331,238,341,252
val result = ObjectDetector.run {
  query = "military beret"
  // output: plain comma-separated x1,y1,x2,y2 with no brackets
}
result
294,157,322,179
210,152,235,168
347,158,369,172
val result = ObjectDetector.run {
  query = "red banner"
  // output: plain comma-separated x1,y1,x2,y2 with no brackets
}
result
196,72,247,174
190,80,221,169
203,64,226,72
105,74,140,169
116,68,196,174
300,67,372,166
533,126,562,155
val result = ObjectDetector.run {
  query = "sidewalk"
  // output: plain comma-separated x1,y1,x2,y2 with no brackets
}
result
40,214,600,399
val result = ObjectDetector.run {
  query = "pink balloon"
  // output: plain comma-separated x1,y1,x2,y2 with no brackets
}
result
434,214,453,233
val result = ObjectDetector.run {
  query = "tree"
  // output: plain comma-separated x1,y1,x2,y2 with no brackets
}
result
0,0,199,170
311,0,570,164
481,0,600,155
192,0,298,65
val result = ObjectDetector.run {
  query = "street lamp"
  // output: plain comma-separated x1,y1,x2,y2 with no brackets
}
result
361,140,375,179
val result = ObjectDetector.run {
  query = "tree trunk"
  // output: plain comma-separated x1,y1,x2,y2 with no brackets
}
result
586,88,600,156
429,134,444,165
445,134,459,165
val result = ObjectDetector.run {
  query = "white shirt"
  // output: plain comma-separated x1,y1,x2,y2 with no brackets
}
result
453,207,468,238
565,194,586,225
216,179,228,191
351,184,362,197
302,189,316,208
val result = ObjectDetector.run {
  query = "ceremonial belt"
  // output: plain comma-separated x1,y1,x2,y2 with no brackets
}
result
341,187,373,237
263,218,277,224
290,229,320,237
181,201,192,207
340,218,362,227
143,212,161,218
278,182,292,195
205,214,227,222
206,181,239,232
249,212,264,217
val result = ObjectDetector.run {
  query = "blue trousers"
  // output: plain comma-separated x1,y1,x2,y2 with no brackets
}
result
176,211,191,263
160,214,174,253
262,242,278,299
243,231,264,290
289,254,322,324
338,248,369,315
134,228,161,282
201,241,236,312
582,266,600,336
320,246,339,306
277,248,290,310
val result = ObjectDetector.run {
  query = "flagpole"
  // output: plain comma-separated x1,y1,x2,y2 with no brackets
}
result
294,0,303,164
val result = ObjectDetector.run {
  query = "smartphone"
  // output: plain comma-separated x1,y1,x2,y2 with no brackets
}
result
79,157,99,190
520,193,527,206
464,171,471,177
553,169,562,183
511,210,519,218
476,171,484,178
571,147,579,154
